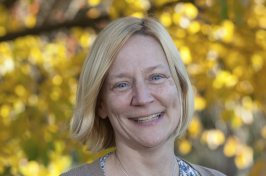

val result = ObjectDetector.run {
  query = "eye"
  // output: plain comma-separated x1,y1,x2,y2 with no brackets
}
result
151,75,162,80
116,83,127,88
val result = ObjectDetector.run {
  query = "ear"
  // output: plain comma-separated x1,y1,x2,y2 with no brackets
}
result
97,99,108,119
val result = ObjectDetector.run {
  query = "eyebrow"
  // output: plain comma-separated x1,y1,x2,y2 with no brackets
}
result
145,64,168,73
107,64,169,81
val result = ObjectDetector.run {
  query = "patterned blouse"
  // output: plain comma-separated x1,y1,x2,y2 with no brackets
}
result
100,153,199,176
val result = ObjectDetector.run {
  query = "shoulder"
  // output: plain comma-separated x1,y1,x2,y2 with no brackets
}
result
179,157,227,176
60,159,104,176
190,163,227,176
60,163,91,176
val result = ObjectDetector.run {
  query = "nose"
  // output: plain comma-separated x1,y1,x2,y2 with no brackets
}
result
131,81,154,106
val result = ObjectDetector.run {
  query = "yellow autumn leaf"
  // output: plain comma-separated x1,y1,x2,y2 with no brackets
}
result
179,139,192,155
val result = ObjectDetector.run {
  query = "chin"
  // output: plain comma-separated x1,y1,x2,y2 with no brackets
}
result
138,134,173,149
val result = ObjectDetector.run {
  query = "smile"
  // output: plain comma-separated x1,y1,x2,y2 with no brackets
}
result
131,113,162,123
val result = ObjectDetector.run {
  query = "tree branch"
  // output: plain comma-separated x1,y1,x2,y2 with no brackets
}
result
0,15,109,42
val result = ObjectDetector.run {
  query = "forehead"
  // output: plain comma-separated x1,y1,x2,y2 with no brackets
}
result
117,35,164,59
106,35,169,76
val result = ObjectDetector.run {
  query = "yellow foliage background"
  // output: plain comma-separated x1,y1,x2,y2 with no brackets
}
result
0,0,266,175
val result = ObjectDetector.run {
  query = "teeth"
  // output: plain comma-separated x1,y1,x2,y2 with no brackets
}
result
133,113,161,123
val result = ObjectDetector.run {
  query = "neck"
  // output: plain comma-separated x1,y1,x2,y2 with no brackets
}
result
106,139,179,176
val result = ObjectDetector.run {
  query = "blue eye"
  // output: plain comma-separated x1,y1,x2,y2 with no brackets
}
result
152,75,162,80
117,83,127,88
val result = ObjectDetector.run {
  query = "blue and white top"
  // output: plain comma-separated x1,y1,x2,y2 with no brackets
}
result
100,153,199,176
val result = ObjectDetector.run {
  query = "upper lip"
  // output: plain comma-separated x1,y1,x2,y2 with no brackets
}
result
129,112,163,119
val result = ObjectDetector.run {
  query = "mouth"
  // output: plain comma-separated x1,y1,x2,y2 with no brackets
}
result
131,112,162,123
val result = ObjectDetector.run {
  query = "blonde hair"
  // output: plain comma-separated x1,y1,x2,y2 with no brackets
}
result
70,17,194,152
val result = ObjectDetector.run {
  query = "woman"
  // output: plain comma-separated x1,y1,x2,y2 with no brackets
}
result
61,17,226,176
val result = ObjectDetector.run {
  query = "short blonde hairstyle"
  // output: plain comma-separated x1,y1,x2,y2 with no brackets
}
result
70,17,194,152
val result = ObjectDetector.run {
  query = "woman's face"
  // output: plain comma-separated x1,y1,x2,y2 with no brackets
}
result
98,35,181,149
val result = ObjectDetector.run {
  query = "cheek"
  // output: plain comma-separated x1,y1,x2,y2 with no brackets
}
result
105,92,131,117
153,79,179,101
156,80,181,115
169,79,175,86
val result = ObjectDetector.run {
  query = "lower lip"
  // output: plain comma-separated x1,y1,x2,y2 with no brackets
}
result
130,112,164,126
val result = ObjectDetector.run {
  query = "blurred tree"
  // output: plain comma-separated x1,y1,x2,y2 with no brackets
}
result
0,0,266,176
